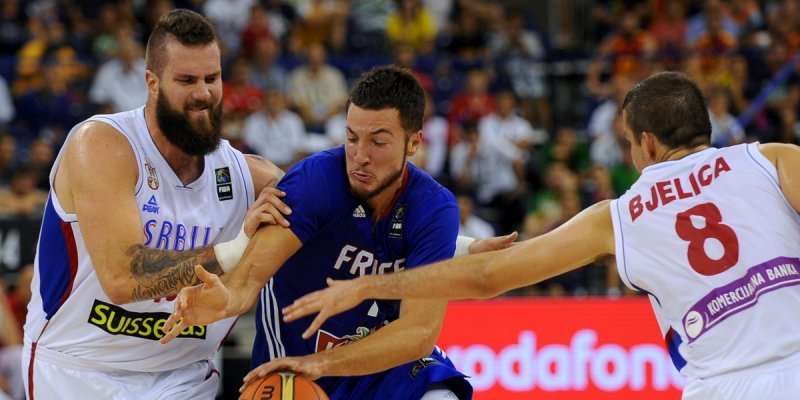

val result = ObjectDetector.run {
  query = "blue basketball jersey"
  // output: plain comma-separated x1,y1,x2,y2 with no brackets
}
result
253,146,471,399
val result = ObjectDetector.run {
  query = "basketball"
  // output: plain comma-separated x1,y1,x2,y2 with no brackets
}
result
239,372,329,400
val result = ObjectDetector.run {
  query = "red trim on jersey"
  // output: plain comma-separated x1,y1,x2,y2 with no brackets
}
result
378,168,410,220
218,316,240,351
27,341,36,400
28,320,50,400
58,221,79,307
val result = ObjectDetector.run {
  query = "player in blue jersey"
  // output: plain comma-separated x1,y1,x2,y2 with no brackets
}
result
161,66,516,399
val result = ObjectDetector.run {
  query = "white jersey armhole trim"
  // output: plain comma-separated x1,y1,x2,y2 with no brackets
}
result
610,198,637,291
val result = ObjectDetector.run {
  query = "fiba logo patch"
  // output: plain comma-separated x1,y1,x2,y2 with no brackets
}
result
389,205,405,239
215,167,233,201
145,162,159,190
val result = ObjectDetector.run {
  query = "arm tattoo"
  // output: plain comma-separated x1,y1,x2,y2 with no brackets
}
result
127,245,222,302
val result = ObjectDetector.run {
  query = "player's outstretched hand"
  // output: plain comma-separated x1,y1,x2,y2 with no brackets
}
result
160,265,231,344
282,277,363,339
240,356,323,392
244,187,292,236
469,231,518,254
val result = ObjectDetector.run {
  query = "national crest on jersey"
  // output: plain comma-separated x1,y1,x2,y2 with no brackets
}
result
24,106,255,372
610,143,800,380
252,147,459,395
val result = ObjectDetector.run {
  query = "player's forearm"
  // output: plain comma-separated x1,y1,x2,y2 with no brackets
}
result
312,318,441,377
124,245,221,303
218,260,266,317
356,252,501,301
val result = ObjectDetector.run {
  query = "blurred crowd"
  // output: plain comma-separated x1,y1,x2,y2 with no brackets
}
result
1,1,800,352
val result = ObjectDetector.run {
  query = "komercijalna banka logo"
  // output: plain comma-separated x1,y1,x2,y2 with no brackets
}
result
682,256,800,343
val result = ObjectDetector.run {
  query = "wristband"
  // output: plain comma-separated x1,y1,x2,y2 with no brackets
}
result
455,235,477,257
213,227,250,273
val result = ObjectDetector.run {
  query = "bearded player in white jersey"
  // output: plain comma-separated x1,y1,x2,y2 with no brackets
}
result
283,71,800,400
21,9,292,400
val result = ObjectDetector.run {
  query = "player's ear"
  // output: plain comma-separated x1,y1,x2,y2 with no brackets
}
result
145,69,159,97
406,130,422,156
641,131,658,162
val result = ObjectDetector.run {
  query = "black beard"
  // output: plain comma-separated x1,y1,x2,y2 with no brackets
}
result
155,89,222,156
349,156,406,201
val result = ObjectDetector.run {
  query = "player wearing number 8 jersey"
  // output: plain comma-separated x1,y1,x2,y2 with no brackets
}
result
282,71,800,400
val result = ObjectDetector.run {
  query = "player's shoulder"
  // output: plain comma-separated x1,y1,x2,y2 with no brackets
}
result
404,163,457,211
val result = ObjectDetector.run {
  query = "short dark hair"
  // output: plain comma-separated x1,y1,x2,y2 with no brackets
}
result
347,65,425,135
145,9,218,75
621,71,711,149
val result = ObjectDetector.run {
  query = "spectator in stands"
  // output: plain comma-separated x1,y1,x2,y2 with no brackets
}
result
290,0,348,54
478,90,547,153
0,136,16,185
262,0,299,51
89,3,124,60
587,76,634,168
456,194,494,239
347,0,393,54
686,0,739,46
243,89,307,170
0,165,47,217
586,9,656,99
14,59,90,144
690,11,738,80
447,68,495,127
708,88,745,147
385,0,437,55
240,3,275,60
393,44,433,93
88,37,147,113
223,57,263,120
26,138,54,191
202,0,255,57
524,162,579,240
417,92,449,183
287,43,348,131
0,0,28,55
450,119,526,234
441,10,490,60
648,0,688,71
248,38,287,93
582,164,616,205
541,126,591,175
489,10,550,128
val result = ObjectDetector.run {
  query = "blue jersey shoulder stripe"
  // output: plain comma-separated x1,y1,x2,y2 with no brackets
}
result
37,198,79,319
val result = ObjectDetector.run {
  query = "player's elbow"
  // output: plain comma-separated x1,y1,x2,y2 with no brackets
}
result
102,284,132,305
97,273,135,305
407,327,440,359
474,262,507,299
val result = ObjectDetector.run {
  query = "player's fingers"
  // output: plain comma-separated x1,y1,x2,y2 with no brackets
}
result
302,312,328,339
160,318,188,344
282,292,319,320
257,187,291,214
241,365,274,391
162,311,182,335
195,264,219,286
258,202,290,227
503,231,519,247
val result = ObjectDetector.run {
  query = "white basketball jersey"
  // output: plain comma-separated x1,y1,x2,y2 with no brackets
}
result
610,143,800,380
24,107,254,372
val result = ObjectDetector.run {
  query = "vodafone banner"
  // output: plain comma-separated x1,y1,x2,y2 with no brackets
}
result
437,297,685,399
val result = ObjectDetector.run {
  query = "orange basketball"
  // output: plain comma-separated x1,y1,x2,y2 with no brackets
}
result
239,372,329,400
